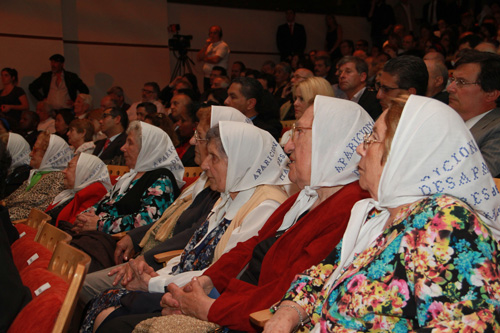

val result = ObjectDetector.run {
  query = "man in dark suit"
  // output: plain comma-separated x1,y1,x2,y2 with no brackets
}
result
93,107,128,165
224,77,282,141
29,54,89,110
447,49,500,177
276,9,306,61
337,56,382,120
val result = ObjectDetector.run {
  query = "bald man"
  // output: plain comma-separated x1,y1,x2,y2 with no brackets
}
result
424,59,449,104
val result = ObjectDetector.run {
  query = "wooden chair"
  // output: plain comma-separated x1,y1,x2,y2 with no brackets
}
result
35,222,72,253
50,242,91,333
250,309,273,328
154,249,184,266
107,165,130,177
184,167,203,178
494,178,500,190
12,208,52,228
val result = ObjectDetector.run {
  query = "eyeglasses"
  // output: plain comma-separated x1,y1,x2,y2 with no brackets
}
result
142,89,155,94
375,82,400,94
449,76,480,88
102,112,114,119
363,132,381,149
194,130,208,144
291,123,312,142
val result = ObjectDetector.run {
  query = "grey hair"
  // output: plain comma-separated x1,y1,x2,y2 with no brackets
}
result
126,120,142,149
206,125,227,159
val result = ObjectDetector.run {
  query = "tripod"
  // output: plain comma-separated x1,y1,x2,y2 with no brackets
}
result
170,49,195,81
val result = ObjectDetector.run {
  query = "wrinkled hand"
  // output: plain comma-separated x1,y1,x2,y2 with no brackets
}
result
109,255,144,286
263,301,304,333
114,235,134,264
114,257,158,291
160,291,182,316
73,212,99,233
161,277,215,320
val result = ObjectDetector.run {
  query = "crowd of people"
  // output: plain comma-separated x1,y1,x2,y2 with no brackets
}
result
2,2,500,332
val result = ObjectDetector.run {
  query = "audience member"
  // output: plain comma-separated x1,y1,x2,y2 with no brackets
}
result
3,133,31,198
107,86,130,113
93,107,128,165
424,58,449,103
173,99,198,167
314,55,334,84
338,56,383,119
126,82,165,121
0,67,29,126
4,132,72,220
274,62,292,100
447,49,500,177
204,88,228,105
230,61,245,79
225,77,282,140
256,73,277,94
54,108,74,143
279,68,314,120
376,55,428,109
209,66,227,87
276,9,307,61
339,39,355,57
261,60,276,75
197,25,230,91
67,118,95,155
169,92,191,122
100,95,116,110
36,101,55,134
16,110,40,148
144,113,180,147
74,93,93,119
211,76,230,89
87,108,106,141
136,102,157,121
325,14,343,61
29,54,89,110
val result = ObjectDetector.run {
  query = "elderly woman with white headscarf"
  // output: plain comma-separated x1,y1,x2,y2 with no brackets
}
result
5,131,72,220
148,96,373,332
84,121,290,332
45,153,111,226
74,121,185,235
80,105,251,304
3,133,31,198
266,95,500,332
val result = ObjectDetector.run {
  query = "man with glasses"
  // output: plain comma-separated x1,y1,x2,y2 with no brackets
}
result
93,107,128,165
126,82,166,122
447,49,500,177
338,56,382,120
375,55,428,109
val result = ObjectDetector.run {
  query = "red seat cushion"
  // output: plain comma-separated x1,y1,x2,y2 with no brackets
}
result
12,241,52,272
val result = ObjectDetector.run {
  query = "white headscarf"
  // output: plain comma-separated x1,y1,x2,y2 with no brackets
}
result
112,121,185,196
6,133,30,172
190,106,253,198
210,106,253,127
28,134,73,183
50,153,112,208
325,95,500,292
212,121,290,222
278,96,374,231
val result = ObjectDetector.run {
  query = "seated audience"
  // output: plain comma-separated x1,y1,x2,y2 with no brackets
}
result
279,68,314,121
204,88,228,105
93,107,128,165
424,58,449,104
36,101,55,134
4,132,72,220
280,77,334,146
446,49,500,177
68,118,95,155
266,95,500,332
16,110,40,148
3,133,31,198
54,108,74,142
80,105,248,303
45,153,111,224
148,96,374,332
174,101,198,167
126,82,165,121
83,121,290,332
74,93,93,119
0,67,29,127
87,108,106,141
107,86,130,114
136,102,157,121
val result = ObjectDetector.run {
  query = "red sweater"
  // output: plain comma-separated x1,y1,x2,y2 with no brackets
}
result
205,181,369,331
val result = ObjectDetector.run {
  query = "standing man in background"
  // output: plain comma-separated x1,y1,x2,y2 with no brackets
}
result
197,25,230,91
276,9,307,61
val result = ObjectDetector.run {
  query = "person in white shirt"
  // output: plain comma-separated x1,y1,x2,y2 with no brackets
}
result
197,25,230,91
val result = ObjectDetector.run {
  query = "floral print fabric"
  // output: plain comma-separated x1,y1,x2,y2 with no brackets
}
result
283,193,500,332
87,174,175,234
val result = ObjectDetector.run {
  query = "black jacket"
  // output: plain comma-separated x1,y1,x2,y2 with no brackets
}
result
29,70,89,102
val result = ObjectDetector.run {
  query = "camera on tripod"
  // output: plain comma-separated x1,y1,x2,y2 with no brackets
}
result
168,24,193,54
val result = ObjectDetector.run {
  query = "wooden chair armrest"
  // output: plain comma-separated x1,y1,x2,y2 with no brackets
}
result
154,250,184,264
249,309,273,328
111,231,128,240
11,218,27,225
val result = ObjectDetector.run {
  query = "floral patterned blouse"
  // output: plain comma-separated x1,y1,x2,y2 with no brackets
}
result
282,193,500,332
87,174,175,234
